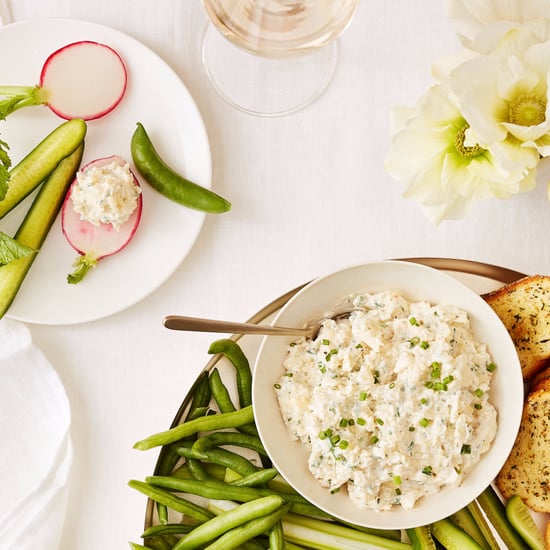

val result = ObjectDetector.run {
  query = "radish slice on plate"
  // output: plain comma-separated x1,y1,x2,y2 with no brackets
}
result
62,155,142,284
0,41,127,121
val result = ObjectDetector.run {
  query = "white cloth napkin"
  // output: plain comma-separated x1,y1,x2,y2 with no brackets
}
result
0,319,72,550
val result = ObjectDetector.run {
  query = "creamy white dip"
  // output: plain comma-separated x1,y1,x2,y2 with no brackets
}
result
71,158,141,230
275,290,497,511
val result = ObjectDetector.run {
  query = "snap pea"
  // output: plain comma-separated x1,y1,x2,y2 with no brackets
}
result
208,339,252,408
203,504,290,550
131,122,230,214
133,405,254,450
128,480,213,523
172,495,284,550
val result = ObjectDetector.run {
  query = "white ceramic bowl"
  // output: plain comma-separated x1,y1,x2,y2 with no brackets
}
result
252,260,523,529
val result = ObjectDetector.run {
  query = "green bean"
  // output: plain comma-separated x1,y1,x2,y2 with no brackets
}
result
134,406,254,450
208,367,259,438
187,458,209,481
203,505,290,550
175,444,258,478
269,520,284,550
142,524,195,538
173,495,284,550
141,537,172,550
171,462,226,481
229,468,278,487
129,543,152,550
208,339,252,408
146,476,330,518
131,122,231,214
128,480,213,522
185,373,212,421
192,431,267,457
208,368,236,413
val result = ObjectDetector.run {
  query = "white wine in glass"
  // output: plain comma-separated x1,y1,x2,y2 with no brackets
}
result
201,0,360,116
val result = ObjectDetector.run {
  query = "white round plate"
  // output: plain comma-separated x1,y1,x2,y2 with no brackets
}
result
252,260,524,529
0,19,211,325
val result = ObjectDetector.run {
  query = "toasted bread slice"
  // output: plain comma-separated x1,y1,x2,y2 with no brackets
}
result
483,275,550,380
496,376,550,513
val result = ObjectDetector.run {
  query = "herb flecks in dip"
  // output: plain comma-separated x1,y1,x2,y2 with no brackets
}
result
275,291,497,511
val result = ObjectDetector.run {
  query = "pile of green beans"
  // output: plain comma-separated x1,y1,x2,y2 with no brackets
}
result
129,338,404,550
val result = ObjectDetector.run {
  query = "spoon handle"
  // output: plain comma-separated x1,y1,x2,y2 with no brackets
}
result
163,315,308,337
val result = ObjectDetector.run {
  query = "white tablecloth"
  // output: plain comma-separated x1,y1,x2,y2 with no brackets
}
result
2,1,548,548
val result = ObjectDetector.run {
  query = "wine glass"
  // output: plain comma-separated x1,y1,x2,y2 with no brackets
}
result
201,0,360,117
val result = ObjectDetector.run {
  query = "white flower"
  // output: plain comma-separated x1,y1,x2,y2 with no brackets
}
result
450,27,550,157
445,0,550,52
385,85,537,223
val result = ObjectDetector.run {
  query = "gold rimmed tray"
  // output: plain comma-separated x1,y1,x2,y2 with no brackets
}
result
143,257,529,532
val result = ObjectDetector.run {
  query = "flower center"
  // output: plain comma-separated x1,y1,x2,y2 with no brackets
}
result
454,124,485,159
509,94,546,126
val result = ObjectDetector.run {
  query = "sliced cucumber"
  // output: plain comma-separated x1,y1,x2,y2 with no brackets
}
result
406,525,437,549
431,519,485,550
463,500,501,550
0,143,84,318
476,486,530,550
0,118,86,219
506,495,545,550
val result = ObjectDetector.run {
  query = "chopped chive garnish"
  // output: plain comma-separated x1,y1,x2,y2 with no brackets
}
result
339,440,349,450
442,375,454,384
420,397,428,405
375,417,384,426
409,337,420,347
348,418,355,426
420,341,430,350
389,382,396,389
422,466,433,476
434,382,447,391
274,383,281,389
393,475,402,485
486,362,497,372
322,339,330,346
370,435,379,444
330,435,341,446
430,362,441,378
474,388,484,398
408,426,415,432
419,418,430,427
461,444,472,454
395,488,402,495
424,381,434,389
356,418,366,426
339,418,348,428
359,391,367,401
409,317,419,326
474,403,482,410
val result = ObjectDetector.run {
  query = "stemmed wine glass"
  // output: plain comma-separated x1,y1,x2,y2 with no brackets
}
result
201,0,360,117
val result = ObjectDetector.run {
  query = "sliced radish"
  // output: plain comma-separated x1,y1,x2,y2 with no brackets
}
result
0,41,127,121
62,155,142,284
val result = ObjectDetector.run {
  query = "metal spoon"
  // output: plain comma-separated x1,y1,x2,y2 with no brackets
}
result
163,308,357,339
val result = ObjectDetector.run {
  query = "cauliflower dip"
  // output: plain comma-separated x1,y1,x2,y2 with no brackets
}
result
71,158,140,230
275,290,497,511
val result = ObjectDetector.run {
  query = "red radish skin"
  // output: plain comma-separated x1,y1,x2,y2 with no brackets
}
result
0,41,127,121
40,41,128,120
62,155,142,284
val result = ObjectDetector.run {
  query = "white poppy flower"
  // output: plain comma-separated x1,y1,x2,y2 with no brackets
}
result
445,0,550,51
385,85,537,223
450,29,550,157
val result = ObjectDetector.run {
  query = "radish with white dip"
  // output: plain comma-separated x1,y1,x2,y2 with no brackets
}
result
0,41,127,120
62,155,142,284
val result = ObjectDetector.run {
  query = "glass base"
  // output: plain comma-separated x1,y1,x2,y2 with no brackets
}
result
201,24,338,117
